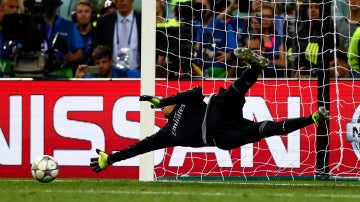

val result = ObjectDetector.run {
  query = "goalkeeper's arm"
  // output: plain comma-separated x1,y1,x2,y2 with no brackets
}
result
90,149,113,173
90,129,172,173
139,86,204,108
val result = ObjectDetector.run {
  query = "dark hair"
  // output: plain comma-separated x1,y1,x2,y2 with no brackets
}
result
92,45,112,61
214,0,230,13
334,48,347,61
204,0,214,12
298,0,323,20
174,1,193,22
76,0,92,9
100,0,117,15
46,0,63,8
23,0,63,12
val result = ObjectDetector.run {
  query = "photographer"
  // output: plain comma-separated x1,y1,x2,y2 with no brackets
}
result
3,0,84,78
0,0,19,77
42,0,84,78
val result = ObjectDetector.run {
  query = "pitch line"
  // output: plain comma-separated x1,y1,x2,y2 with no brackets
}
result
2,189,360,199
5,178,360,187
157,180,360,187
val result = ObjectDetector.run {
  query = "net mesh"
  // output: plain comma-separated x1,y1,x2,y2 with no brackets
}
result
153,0,360,180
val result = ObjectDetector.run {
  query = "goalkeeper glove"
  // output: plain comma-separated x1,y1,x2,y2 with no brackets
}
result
139,95,162,108
90,149,112,173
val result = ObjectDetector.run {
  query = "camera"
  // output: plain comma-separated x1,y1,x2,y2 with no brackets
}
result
2,13,45,52
2,0,64,52
2,0,64,78
2,13,46,78
84,66,100,74
24,0,63,16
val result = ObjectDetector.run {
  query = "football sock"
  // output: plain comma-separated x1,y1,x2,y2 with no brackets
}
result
259,116,314,137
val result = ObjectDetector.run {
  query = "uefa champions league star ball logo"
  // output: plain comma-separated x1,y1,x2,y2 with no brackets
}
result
346,105,360,160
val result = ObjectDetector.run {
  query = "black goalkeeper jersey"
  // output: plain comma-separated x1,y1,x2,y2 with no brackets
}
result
109,67,315,163
160,102,207,147
110,84,259,163
109,87,210,162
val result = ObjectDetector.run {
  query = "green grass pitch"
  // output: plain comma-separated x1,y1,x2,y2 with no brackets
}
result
0,178,359,202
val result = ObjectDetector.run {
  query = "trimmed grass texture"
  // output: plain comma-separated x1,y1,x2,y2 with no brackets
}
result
0,178,359,202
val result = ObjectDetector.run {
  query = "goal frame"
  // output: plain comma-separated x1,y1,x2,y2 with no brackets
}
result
139,0,156,182
138,0,332,181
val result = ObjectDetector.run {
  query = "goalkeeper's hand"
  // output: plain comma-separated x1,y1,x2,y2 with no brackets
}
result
139,95,162,108
90,149,112,173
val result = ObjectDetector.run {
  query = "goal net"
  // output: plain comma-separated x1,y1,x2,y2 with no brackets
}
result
147,0,360,180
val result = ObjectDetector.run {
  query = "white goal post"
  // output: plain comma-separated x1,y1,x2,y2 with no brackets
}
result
139,0,156,181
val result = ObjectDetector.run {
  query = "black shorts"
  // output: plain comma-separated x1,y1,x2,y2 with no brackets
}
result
205,86,265,150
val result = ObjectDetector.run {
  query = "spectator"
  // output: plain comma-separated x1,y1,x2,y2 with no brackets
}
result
253,2,287,78
73,0,97,64
18,0,24,12
347,26,360,77
215,0,262,77
294,47,350,79
293,0,334,79
194,0,237,78
155,0,165,25
333,0,349,17
251,0,261,11
155,0,168,78
75,45,140,78
230,0,263,39
336,0,360,55
216,0,249,47
273,0,289,39
0,0,19,77
329,49,351,78
99,0,117,16
44,0,84,78
248,11,261,35
216,0,238,19
58,0,102,21
335,0,360,78
94,0,141,75
156,0,194,79
244,35,264,56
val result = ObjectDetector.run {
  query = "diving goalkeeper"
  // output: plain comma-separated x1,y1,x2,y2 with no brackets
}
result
90,48,329,173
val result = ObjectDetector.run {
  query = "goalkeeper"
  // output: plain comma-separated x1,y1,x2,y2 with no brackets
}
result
90,48,329,173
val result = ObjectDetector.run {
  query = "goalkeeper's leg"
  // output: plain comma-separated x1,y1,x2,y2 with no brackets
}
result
212,115,319,150
258,107,330,138
216,49,269,122
230,48,270,96
213,115,322,150
232,47,270,69
258,116,314,138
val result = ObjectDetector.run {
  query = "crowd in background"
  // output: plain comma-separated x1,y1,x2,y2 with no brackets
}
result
0,0,360,79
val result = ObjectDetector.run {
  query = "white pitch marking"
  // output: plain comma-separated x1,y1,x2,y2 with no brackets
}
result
1,189,360,199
